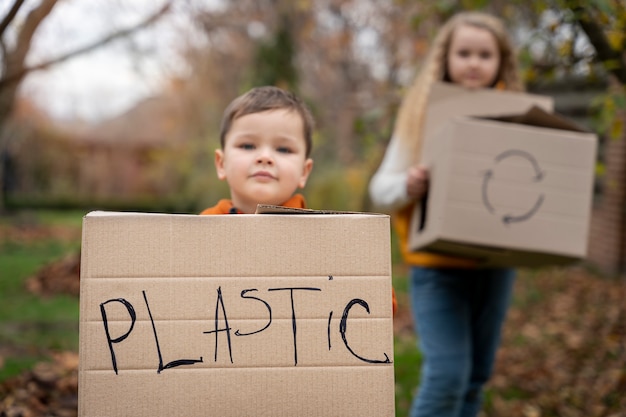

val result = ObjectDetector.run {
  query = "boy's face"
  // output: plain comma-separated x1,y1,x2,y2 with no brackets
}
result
215,109,313,214
446,24,501,89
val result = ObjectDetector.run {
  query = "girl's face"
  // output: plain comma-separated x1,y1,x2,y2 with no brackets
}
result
446,24,501,89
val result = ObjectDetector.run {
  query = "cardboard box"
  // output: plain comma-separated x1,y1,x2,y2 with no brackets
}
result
78,209,395,417
418,82,554,148
409,83,598,267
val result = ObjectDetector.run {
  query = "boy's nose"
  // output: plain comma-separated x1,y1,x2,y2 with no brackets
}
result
256,150,274,165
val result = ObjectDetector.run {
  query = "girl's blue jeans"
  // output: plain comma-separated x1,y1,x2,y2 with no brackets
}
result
408,266,516,417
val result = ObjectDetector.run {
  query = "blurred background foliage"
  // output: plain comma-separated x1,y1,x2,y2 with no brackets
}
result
0,0,624,214
1,2,625,415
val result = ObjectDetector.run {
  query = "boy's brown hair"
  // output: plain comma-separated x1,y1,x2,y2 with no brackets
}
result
220,86,315,157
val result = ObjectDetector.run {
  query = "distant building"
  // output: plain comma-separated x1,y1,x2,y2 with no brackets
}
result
7,90,199,211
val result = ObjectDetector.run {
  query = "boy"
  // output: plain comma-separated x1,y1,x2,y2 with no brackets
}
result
201,86,397,314
201,86,314,214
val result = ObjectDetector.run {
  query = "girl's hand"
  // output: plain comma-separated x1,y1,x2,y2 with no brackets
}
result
406,165,429,200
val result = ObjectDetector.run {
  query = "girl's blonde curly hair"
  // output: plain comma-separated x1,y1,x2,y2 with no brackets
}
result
394,11,524,157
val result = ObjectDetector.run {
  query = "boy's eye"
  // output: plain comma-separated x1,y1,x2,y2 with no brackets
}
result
277,146,293,154
239,143,255,150
480,51,493,59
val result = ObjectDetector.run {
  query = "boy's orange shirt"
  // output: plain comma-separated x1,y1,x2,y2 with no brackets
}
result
200,194,306,214
200,193,398,316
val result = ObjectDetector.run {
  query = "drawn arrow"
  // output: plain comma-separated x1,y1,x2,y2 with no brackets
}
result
481,169,496,214
481,148,546,225
502,194,545,225
495,149,545,181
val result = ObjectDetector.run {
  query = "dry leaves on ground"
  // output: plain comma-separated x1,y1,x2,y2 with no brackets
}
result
489,267,626,417
25,253,80,298
0,351,78,417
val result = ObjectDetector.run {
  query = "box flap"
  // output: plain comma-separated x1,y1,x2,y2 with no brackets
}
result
426,82,554,118
483,105,590,133
420,82,554,165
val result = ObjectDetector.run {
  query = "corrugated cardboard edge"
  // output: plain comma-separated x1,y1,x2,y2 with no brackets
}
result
428,82,554,113
83,207,387,217
255,204,386,216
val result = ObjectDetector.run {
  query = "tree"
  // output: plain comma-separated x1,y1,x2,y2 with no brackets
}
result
0,0,172,211
562,0,626,137
527,0,626,86
252,16,298,91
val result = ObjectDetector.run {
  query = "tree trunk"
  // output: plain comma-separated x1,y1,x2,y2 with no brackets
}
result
0,0,171,213
0,0,58,213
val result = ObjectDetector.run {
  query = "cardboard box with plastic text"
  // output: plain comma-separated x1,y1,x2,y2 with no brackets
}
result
78,209,395,416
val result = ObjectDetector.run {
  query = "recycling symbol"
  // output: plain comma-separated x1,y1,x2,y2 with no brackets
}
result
481,149,545,225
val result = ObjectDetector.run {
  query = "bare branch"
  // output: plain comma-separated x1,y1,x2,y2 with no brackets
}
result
567,1,626,84
0,1,172,90
11,0,59,66
0,0,25,38
0,0,58,126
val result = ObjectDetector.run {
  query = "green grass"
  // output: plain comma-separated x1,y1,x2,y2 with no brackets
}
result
0,210,83,381
0,208,86,227
0,356,42,380
394,333,422,415
391,264,421,416
33,209,87,228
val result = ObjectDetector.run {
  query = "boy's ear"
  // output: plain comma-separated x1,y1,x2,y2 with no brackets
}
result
215,149,227,180
298,158,314,188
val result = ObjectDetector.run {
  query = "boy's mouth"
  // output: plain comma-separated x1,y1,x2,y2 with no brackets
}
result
251,171,276,180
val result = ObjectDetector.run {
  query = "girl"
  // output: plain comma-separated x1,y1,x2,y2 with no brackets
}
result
369,11,523,417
